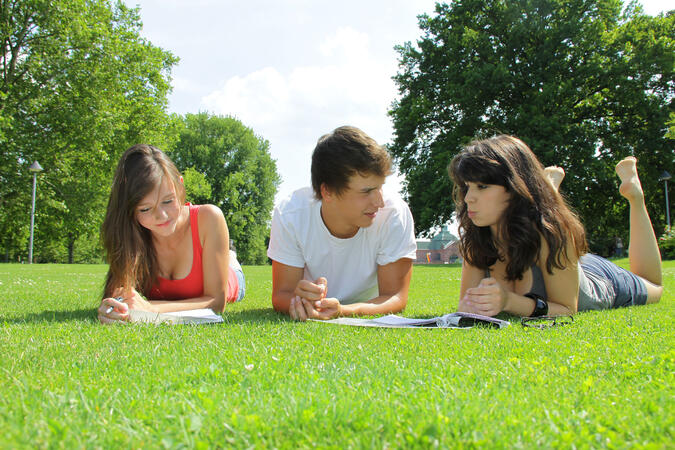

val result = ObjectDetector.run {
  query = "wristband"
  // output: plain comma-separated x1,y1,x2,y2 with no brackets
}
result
524,293,548,317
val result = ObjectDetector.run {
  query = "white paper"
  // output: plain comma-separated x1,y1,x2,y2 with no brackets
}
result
311,312,510,329
129,308,223,324
164,308,220,319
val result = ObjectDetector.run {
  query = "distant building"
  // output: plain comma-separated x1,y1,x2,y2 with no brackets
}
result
415,225,461,264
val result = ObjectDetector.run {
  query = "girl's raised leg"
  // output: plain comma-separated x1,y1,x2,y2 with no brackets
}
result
615,157,662,296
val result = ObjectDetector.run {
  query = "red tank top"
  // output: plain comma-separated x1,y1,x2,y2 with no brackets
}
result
149,204,239,301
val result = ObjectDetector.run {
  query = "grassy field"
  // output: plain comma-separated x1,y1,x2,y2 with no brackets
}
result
0,261,673,448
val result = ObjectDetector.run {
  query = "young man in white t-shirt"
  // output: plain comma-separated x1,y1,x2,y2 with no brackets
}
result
267,126,417,321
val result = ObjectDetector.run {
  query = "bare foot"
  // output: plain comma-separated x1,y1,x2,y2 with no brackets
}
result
615,157,644,201
544,166,565,191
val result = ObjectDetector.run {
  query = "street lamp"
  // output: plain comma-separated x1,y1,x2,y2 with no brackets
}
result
659,170,671,231
28,161,43,264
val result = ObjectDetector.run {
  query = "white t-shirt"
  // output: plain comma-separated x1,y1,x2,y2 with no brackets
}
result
267,187,417,304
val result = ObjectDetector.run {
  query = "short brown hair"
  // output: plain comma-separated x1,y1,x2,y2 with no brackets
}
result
311,126,392,199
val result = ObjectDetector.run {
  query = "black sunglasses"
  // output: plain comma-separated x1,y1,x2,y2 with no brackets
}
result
521,315,574,329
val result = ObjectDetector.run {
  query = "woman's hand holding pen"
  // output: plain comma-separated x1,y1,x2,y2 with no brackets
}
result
97,287,156,324
113,287,156,313
98,296,129,324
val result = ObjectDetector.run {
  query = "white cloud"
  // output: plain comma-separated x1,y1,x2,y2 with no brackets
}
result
202,26,402,201
319,27,370,60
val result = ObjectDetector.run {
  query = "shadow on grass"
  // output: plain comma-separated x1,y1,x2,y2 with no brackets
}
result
1,307,285,325
1,308,98,324
221,307,290,324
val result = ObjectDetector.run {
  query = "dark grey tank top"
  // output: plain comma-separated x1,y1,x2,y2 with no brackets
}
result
487,261,615,311
485,265,548,299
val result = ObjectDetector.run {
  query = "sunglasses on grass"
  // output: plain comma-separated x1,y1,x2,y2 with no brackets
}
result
520,315,574,329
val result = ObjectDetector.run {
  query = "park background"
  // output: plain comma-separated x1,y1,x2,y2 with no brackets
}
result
1,1,674,447
1,0,673,264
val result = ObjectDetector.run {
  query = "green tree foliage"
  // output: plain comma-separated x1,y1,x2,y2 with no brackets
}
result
182,167,212,205
390,0,674,254
169,113,280,265
0,0,177,262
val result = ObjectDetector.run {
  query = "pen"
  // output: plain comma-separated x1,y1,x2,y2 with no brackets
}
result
105,296,125,314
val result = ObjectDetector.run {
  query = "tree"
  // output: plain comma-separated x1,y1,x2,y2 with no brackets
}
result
169,113,280,264
390,0,674,253
0,0,177,262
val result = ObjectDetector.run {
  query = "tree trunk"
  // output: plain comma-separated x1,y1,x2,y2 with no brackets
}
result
68,233,74,264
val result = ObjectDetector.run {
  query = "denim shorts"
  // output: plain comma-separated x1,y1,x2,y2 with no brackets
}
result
229,251,246,302
578,254,647,310
233,265,246,302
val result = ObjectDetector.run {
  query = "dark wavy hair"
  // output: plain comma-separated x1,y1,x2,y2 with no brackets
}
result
448,135,587,281
101,144,185,297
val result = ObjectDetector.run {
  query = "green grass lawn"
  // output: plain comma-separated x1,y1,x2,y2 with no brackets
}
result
1,261,673,448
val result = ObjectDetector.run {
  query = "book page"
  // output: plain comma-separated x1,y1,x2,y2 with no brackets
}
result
129,308,223,324
369,315,438,326
164,309,221,319
311,312,510,329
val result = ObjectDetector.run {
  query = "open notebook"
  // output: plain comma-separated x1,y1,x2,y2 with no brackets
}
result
129,308,223,324
311,312,510,329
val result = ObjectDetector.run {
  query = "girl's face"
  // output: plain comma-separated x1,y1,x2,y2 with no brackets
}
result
463,182,511,230
135,176,182,237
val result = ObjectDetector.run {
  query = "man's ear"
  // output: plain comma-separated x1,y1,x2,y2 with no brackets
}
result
320,183,333,202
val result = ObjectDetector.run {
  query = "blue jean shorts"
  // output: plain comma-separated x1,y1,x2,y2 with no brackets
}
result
229,251,246,302
233,266,246,302
579,254,647,309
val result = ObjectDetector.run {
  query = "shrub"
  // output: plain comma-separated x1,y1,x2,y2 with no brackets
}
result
658,228,675,260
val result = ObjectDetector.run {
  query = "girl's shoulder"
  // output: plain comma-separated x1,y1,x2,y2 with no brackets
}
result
195,204,227,242
196,204,226,228
195,204,224,219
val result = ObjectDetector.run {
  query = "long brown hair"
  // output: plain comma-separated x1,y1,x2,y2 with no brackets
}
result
101,144,185,297
448,135,587,280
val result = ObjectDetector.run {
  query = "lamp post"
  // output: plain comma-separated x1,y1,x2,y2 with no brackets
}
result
28,161,43,264
659,170,672,231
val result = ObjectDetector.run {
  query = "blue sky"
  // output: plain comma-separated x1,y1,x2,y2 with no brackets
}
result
124,0,673,212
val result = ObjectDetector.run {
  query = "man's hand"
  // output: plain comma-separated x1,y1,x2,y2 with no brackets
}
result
289,277,343,321
293,277,327,302
289,296,341,321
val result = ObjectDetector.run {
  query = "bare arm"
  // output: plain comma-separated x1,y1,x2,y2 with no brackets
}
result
271,260,305,314
104,205,230,317
149,204,231,313
459,240,578,317
538,241,579,315
337,258,413,316
296,258,413,320
458,260,487,312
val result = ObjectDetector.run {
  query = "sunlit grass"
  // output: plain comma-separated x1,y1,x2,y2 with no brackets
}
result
1,261,673,447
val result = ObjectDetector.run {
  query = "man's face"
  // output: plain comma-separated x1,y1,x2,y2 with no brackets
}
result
321,172,386,238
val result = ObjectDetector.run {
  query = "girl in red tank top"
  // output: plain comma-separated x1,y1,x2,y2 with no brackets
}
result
97,145,242,324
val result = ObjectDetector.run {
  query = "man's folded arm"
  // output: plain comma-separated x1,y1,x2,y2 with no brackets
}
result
271,260,304,314
338,258,413,316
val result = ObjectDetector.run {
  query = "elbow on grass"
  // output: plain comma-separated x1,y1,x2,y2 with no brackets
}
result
272,296,290,315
